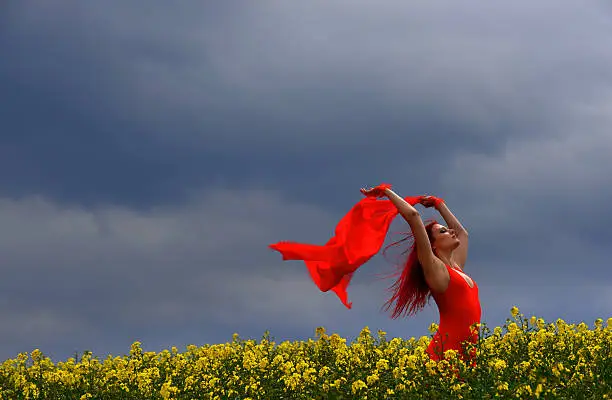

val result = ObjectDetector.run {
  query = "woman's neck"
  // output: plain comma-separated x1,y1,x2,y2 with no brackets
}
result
435,249,454,267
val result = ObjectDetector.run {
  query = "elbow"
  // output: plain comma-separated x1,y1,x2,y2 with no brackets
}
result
400,208,420,220
400,210,420,223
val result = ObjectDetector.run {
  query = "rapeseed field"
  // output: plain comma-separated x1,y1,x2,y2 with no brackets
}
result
0,307,610,399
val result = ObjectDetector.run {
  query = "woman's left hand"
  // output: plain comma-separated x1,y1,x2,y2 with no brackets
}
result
419,195,437,208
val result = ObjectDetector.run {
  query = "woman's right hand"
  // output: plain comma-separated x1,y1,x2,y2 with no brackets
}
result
360,184,391,198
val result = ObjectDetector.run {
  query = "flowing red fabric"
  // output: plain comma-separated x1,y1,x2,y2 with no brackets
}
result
269,189,421,308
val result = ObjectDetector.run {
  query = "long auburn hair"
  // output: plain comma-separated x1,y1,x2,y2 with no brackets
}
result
375,219,439,319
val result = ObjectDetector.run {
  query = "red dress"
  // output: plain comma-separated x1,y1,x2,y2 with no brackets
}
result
426,264,481,363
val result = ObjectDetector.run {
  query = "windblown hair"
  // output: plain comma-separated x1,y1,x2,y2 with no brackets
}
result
376,219,439,319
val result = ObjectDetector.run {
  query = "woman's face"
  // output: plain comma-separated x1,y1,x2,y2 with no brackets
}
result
431,223,460,252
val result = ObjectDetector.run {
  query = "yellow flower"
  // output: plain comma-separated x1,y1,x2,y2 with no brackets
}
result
444,349,458,361
425,360,437,375
489,359,507,372
451,383,465,392
535,383,544,398
318,366,330,378
594,318,603,330
428,322,439,334
315,326,326,338
510,306,519,318
553,341,566,351
517,384,533,396
284,373,302,391
23,383,40,398
518,360,531,372
303,367,317,384
376,358,389,371
160,380,179,400
331,377,347,388
351,379,367,394
258,357,269,370
366,373,379,385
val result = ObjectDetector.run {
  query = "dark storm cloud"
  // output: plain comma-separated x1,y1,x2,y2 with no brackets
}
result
4,0,611,209
1,0,612,362
0,190,341,360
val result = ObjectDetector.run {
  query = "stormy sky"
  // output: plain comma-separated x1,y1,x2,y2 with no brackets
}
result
1,0,611,361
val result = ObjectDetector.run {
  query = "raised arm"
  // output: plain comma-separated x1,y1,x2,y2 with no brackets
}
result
381,188,449,293
434,201,468,235
433,199,469,270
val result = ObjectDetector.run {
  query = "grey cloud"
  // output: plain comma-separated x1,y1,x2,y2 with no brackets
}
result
1,0,612,364
0,189,342,360
0,184,610,362
435,126,612,283
7,0,612,151
3,0,611,210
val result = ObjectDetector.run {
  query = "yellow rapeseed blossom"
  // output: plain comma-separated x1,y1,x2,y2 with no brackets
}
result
489,359,507,372
366,372,379,385
594,318,604,330
444,349,458,361
283,372,302,391
376,358,389,371
351,379,367,394
510,306,519,318
517,383,533,397
302,367,317,385
497,382,509,391
315,326,326,338
534,383,544,398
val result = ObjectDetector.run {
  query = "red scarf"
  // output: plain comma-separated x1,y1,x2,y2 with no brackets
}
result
269,190,421,308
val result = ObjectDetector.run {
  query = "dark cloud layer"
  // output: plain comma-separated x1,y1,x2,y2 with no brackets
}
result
1,1,611,361
5,1,611,208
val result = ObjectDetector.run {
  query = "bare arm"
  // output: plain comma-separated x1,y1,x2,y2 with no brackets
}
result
383,188,448,292
435,201,468,235
383,188,420,221
435,201,469,269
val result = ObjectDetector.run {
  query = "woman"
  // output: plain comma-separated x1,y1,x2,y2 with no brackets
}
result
361,185,481,363
269,183,481,363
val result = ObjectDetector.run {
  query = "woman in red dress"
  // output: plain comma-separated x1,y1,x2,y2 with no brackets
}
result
362,186,481,363
270,184,481,364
